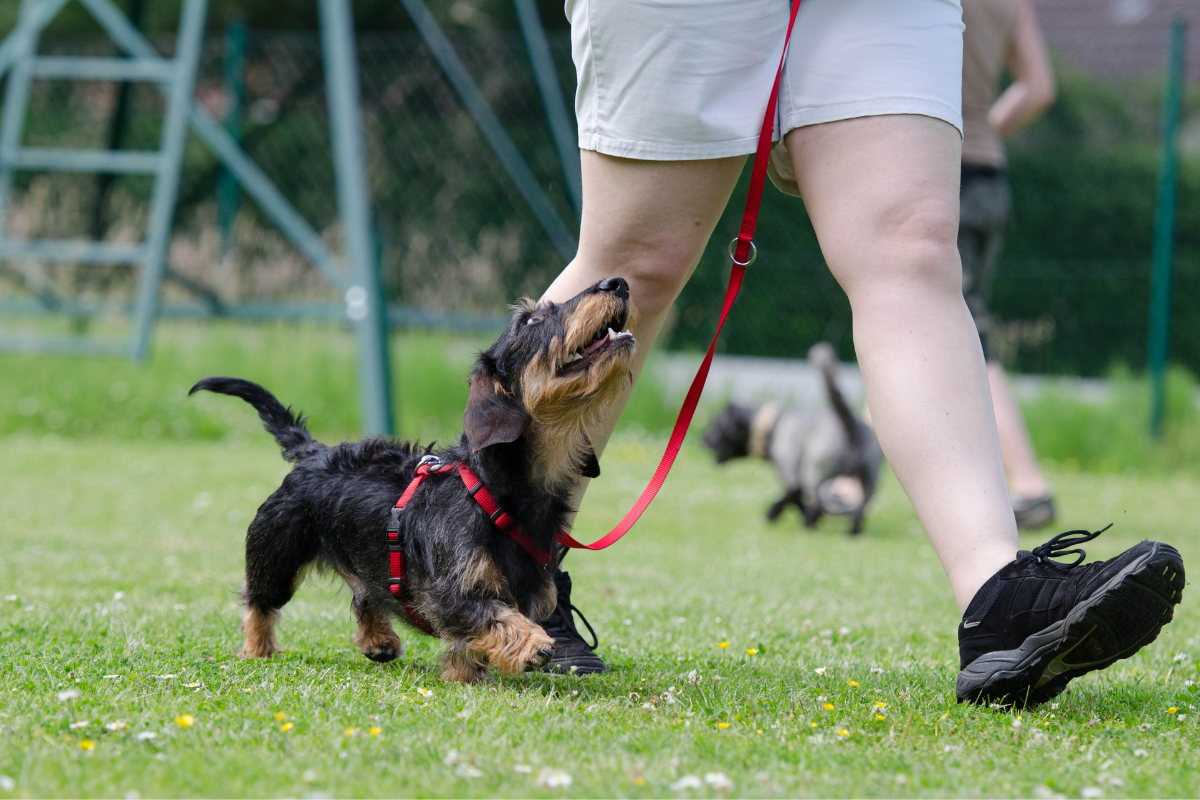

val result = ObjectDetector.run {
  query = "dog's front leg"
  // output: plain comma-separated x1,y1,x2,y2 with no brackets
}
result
434,601,554,683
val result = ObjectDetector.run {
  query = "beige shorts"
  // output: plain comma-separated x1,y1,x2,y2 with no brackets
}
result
568,0,964,194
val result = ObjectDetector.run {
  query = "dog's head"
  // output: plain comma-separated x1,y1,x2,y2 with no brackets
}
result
702,403,756,464
464,277,637,487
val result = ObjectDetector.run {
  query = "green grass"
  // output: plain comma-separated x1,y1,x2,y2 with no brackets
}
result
1,433,1198,798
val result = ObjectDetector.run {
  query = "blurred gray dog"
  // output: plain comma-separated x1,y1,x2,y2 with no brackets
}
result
702,343,883,534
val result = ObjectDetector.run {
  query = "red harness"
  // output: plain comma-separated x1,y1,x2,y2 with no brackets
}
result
386,454,554,634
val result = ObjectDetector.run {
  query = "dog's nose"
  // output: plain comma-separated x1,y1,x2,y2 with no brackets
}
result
597,276,629,299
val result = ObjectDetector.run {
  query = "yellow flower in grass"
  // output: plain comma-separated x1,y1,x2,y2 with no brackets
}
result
417,687,433,697
717,641,730,649
1168,707,1179,714
823,703,834,711
634,777,648,787
280,722,294,732
274,712,287,721
874,702,887,709
344,727,357,737
810,721,818,728
717,722,730,729
847,680,859,687
875,714,886,721
78,740,95,751
369,727,381,736
174,714,194,728
746,649,758,656
836,729,850,738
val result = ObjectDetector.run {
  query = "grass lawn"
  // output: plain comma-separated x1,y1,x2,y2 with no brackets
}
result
1,431,1198,798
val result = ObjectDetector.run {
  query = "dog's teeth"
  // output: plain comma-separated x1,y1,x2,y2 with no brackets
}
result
564,352,581,363
607,327,617,340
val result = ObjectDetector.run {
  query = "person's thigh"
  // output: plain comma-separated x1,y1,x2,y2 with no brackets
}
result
784,114,962,294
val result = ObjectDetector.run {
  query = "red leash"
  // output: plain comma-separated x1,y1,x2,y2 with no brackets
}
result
556,0,803,553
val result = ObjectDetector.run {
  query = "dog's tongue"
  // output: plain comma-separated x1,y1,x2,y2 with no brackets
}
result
583,330,609,356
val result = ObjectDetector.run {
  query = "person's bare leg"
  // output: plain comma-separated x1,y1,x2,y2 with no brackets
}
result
542,151,746,461
786,115,1018,611
987,361,1049,498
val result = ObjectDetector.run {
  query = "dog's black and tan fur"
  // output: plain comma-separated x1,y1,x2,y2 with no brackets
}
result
191,277,636,683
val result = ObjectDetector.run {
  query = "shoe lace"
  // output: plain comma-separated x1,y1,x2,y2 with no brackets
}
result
562,601,599,650
1019,524,1113,568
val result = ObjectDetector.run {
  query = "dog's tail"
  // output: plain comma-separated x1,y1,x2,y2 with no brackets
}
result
808,343,860,444
189,376,324,462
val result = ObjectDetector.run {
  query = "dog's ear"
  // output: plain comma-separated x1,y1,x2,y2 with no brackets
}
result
464,375,531,453
579,449,601,478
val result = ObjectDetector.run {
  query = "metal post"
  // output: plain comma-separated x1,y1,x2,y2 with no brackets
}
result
320,0,394,436
396,0,578,261
129,0,208,360
0,0,41,238
218,16,247,255
513,0,581,218
1148,17,1185,438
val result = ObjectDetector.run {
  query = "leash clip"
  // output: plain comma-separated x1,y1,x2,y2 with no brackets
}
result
416,454,447,474
728,237,757,266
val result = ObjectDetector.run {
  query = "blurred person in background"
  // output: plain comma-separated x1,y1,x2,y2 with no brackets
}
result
960,0,1057,529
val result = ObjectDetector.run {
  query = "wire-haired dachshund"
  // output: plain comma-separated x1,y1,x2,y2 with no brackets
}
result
190,276,636,683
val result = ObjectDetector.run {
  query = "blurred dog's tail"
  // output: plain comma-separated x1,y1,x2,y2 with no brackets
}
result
189,376,324,462
808,343,860,444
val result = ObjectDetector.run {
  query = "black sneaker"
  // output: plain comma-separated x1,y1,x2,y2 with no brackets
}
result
541,568,606,675
957,526,1184,708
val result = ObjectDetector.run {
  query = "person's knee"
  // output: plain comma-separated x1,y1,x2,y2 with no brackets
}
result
834,197,962,300
608,234,700,319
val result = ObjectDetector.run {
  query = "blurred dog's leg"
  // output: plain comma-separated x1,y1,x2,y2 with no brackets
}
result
346,576,404,663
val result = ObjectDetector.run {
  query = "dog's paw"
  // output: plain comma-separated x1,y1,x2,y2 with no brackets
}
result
238,643,281,659
525,642,554,672
361,640,404,663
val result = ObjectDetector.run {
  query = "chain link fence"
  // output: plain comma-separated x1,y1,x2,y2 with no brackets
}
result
1,23,1198,378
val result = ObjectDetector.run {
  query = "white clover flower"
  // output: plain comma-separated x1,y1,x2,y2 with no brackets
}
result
113,592,125,601
442,750,462,766
3,595,17,602
1133,749,1148,758
136,731,158,741
69,721,89,730
513,764,533,774
1080,787,1103,799
670,775,703,791
537,769,572,788
105,721,128,732
838,627,851,636
56,689,80,702
455,764,483,779
870,666,884,674
0,776,14,792
814,667,826,676
1174,653,1188,663
704,772,733,791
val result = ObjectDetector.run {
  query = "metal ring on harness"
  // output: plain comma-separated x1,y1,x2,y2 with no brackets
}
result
728,237,757,266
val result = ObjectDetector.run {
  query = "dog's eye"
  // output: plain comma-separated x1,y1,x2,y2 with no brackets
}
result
524,316,542,327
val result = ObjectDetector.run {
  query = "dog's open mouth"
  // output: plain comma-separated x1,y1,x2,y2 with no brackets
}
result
561,310,633,373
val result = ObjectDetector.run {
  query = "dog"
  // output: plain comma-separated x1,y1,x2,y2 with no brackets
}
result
702,343,882,534
189,276,636,683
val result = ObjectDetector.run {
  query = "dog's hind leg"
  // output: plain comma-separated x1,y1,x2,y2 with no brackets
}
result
767,487,804,522
240,494,318,659
344,574,404,663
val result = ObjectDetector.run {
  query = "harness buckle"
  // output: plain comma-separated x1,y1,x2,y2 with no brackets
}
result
416,454,447,474
387,507,402,533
